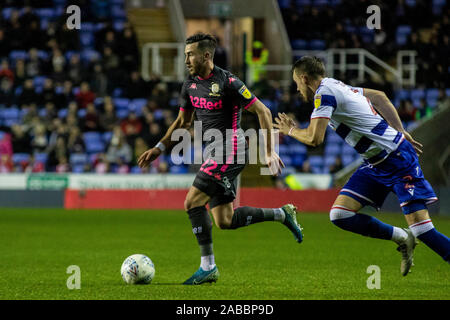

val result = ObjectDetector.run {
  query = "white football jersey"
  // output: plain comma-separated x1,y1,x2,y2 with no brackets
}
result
311,77,404,165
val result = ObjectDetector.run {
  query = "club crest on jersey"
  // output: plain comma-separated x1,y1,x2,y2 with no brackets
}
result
314,94,321,109
209,82,221,97
189,83,197,89
239,85,252,99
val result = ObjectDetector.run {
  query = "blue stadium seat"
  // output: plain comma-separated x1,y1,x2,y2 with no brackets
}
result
278,0,290,9
114,98,130,110
72,165,85,173
308,155,323,167
83,132,102,143
9,50,28,61
33,76,47,88
111,5,126,19
410,89,425,101
102,131,113,144
0,131,5,140
77,109,87,118
396,89,410,100
309,39,326,50
58,109,68,119
3,119,19,127
113,88,123,97
1,107,20,120
359,27,374,43
324,143,341,156
405,0,416,6
169,165,188,174
326,132,342,145
130,166,142,174
279,144,290,155
313,0,329,6
70,153,88,166
426,88,439,99
289,143,307,155
80,33,95,48
34,153,48,164
113,21,125,31
80,22,95,32
341,143,356,156
396,25,412,46
432,0,446,14
291,39,308,50
324,155,337,168
280,155,293,167
12,153,31,164
81,49,101,63
342,154,354,166
85,141,105,154
37,50,50,60
292,154,306,166
65,51,80,61
35,8,56,20
295,0,312,6
2,8,15,20
116,109,129,119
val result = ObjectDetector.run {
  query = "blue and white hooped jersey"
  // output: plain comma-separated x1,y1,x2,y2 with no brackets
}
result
311,77,404,165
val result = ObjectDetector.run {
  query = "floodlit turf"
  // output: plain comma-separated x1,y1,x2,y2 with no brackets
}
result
0,208,449,300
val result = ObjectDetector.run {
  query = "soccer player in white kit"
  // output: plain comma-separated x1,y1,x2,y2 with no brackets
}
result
274,56,449,275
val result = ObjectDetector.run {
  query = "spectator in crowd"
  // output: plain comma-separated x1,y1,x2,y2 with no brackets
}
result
90,63,108,97
55,80,75,108
31,123,49,153
142,121,163,149
0,77,14,106
398,99,416,122
0,59,14,83
81,103,100,132
47,136,69,170
124,71,147,99
106,126,132,165
24,154,45,173
329,157,343,174
94,153,110,174
76,82,96,109
56,155,70,173
25,48,43,79
40,78,57,106
67,54,84,85
0,29,10,58
55,23,80,52
102,46,121,89
42,102,58,128
213,36,228,70
14,59,27,89
67,126,86,154
120,111,143,146
99,97,118,132
299,160,312,173
117,27,139,71
18,79,38,106
51,48,66,82
6,10,24,51
133,137,148,166
0,154,14,173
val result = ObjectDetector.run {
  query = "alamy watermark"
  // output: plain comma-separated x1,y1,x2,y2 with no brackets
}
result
366,5,381,30
366,265,381,289
66,265,81,289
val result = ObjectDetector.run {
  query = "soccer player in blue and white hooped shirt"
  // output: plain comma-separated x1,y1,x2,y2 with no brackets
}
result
274,56,449,275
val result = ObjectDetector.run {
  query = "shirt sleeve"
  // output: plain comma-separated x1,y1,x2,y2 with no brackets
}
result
226,75,257,110
179,81,193,111
310,86,337,120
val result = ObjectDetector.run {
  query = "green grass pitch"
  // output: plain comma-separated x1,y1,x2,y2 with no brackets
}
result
0,208,449,300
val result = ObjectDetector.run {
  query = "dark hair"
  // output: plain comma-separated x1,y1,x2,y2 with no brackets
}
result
292,56,325,79
185,33,217,58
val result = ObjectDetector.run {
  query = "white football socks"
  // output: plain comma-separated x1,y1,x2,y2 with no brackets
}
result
200,255,216,271
392,227,408,244
274,208,285,223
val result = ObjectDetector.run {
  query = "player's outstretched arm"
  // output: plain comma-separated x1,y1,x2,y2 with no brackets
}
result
363,88,423,154
246,99,285,175
274,113,328,147
138,109,194,168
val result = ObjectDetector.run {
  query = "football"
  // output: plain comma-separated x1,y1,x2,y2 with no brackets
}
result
120,254,155,284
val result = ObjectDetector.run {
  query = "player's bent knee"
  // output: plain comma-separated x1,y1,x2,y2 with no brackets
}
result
329,206,356,226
